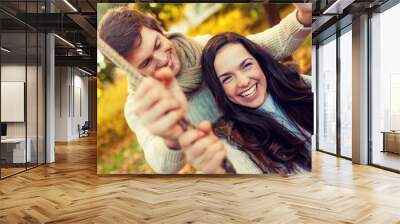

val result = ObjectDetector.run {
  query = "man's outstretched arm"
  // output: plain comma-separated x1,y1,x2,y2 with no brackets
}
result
246,3,312,60
193,4,311,60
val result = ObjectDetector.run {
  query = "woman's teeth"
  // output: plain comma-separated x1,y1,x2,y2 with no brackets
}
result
240,84,257,97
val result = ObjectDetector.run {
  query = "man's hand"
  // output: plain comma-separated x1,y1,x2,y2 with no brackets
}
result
178,121,227,174
294,3,312,27
132,67,188,149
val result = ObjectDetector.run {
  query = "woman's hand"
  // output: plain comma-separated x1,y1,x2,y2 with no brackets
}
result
294,3,312,27
132,67,188,149
178,121,227,174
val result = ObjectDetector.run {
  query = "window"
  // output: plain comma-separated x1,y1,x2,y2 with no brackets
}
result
339,28,352,158
0,1,47,179
317,37,337,154
370,2,400,171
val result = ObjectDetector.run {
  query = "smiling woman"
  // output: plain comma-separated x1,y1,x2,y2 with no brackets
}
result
200,32,313,174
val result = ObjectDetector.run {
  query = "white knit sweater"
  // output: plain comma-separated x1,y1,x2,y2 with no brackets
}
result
124,10,311,174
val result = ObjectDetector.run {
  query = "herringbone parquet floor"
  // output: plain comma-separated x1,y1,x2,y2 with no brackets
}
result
1,135,400,224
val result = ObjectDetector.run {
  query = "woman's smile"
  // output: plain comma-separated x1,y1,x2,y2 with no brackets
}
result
238,82,257,98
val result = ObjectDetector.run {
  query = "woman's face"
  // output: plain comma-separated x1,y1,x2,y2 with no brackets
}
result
214,43,267,108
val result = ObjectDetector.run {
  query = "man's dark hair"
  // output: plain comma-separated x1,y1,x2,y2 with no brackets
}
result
98,7,163,58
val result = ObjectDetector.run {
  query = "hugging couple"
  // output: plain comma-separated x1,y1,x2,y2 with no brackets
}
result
98,3,313,175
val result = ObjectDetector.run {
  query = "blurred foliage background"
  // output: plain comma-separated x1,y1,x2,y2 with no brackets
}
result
97,3,312,174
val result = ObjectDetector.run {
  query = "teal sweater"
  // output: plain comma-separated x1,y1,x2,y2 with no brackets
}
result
260,93,311,145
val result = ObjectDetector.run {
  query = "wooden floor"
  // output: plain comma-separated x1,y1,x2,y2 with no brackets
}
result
1,136,400,223
1,163,44,178
1,167,26,178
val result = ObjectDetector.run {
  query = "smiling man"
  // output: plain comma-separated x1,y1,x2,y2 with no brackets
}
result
98,4,312,174
127,26,182,78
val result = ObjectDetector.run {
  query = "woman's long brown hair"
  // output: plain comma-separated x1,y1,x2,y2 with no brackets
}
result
201,32,313,174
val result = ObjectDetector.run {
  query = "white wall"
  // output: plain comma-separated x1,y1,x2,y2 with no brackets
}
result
1,65,31,138
54,67,89,141
1,82,25,122
1,63,46,164
55,67,69,141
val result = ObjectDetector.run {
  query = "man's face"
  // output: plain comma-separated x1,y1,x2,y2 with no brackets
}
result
127,26,181,77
